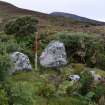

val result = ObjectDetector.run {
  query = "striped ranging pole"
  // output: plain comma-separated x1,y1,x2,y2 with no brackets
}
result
34,32,40,71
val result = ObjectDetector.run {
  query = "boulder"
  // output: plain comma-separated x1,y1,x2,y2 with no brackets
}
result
10,52,32,74
40,41,67,68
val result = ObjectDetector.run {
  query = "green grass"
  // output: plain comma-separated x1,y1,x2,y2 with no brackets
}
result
0,5,105,104
48,96,88,105
10,71,38,81
5,65,105,105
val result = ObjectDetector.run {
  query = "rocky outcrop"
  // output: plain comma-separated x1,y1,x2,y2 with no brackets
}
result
40,41,67,68
10,52,32,74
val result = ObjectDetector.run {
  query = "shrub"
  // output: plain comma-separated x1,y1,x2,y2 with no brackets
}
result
8,81,35,105
96,54,105,70
34,78,56,98
55,32,105,69
57,80,73,95
0,34,22,54
66,81,81,96
4,16,38,36
84,35,104,68
79,71,94,95
0,54,12,82
39,83,56,98
92,83,105,101
0,88,8,105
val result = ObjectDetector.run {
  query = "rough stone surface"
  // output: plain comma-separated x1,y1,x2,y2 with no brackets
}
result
40,41,67,68
10,52,32,74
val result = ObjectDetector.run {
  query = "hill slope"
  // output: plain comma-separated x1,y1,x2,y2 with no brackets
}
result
50,12,105,26
0,1,105,35
0,1,46,15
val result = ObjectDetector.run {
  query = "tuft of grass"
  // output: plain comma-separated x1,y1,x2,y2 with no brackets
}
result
71,63,85,74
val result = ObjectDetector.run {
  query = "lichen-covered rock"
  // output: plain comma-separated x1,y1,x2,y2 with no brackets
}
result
10,52,32,74
40,41,67,68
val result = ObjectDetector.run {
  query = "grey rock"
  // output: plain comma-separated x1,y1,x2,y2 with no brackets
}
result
10,52,32,74
68,75,80,81
40,41,67,68
90,71,102,81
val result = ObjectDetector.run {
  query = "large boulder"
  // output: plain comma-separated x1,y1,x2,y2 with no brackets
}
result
10,52,32,74
40,41,67,68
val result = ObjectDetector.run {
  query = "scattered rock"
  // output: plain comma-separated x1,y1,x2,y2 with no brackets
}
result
94,74,102,81
90,71,102,81
40,41,67,68
10,52,32,74
68,75,80,81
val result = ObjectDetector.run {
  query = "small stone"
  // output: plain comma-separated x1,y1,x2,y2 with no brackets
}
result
68,75,80,81
90,71,102,81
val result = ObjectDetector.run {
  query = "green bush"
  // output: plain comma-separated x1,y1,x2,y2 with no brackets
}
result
0,88,8,105
8,81,35,105
96,54,105,70
55,32,105,69
0,54,12,82
39,83,56,98
79,71,94,95
92,83,105,101
57,80,73,95
0,34,22,54
4,16,38,36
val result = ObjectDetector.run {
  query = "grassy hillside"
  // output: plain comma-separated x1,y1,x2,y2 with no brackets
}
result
0,1,105,35
0,1,105,105
50,12,105,26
